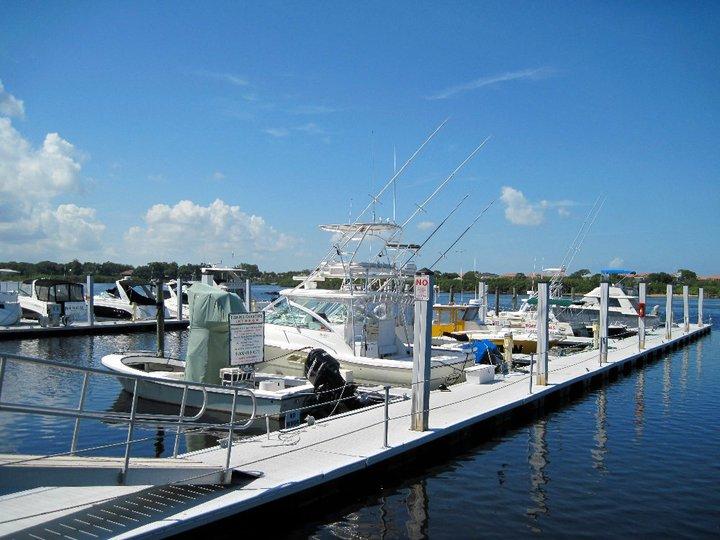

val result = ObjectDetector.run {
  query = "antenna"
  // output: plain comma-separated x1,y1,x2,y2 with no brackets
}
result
392,145,397,222
370,130,376,222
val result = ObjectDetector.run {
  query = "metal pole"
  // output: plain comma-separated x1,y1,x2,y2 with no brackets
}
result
120,379,139,485
70,372,89,455
683,285,689,333
176,273,183,321
245,278,252,312
599,281,609,364
528,354,534,393
411,270,433,432
494,289,500,315
512,287,517,310
224,390,238,483
86,275,94,326
698,287,704,327
638,282,646,350
478,281,487,323
156,278,165,358
265,415,270,439
665,284,673,339
383,385,390,448
536,282,549,385
173,385,189,457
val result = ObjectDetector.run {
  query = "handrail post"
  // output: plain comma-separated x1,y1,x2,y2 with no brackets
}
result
383,385,390,448
70,372,90,455
224,389,238,484
120,379,139,485
173,384,189,458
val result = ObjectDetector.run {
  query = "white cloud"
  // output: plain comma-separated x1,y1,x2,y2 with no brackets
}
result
608,257,624,268
291,105,339,115
0,80,24,118
417,221,435,231
557,207,571,218
500,186,544,226
124,199,296,262
0,101,105,260
212,171,226,180
197,71,248,87
427,67,555,100
264,127,290,138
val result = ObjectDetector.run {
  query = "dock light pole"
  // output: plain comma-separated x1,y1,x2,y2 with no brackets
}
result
176,273,183,321
638,282,646,350
478,282,487,323
599,281,609,364
86,275,94,327
698,288,704,327
665,284,673,340
683,285,690,333
535,282,549,386
411,270,433,432
155,278,165,358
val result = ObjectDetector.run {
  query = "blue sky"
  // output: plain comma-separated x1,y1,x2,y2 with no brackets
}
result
1,2,718,273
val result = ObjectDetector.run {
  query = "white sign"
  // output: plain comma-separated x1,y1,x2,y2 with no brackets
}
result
414,275,430,301
229,312,265,366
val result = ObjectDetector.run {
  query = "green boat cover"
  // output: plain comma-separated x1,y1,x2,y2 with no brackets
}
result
184,283,246,384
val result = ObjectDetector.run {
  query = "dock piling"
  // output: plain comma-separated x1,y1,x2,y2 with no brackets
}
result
638,282,646,350
478,282,487,323
176,273,183,321
383,385,390,447
536,282,549,385
411,270,433,432
86,275,94,327
512,287,518,310
665,284,673,339
599,281,609,364
683,285,689,333
245,279,252,312
494,289,500,315
155,278,165,358
698,288,704,327
503,332,513,373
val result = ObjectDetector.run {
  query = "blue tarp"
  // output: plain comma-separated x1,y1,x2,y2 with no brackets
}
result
462,339,500,364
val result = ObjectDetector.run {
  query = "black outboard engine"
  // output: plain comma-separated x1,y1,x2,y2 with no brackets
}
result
304,349,360,418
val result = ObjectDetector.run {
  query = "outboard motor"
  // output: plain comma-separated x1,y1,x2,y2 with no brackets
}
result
304,349,360,418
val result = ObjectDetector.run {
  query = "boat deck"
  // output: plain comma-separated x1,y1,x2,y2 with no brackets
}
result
0,323,711,538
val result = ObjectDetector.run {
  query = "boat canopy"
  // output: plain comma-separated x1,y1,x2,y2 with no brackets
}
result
184,283,246,385
526,297,578,307
23,279,84,303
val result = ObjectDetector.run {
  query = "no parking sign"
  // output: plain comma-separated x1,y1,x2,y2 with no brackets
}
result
414,275,430,301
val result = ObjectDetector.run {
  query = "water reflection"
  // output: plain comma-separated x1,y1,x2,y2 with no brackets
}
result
696,340,703,378
634,371,645,440
527,419,549,523
592,388,607,472
680,348,689,395
662,355,672,413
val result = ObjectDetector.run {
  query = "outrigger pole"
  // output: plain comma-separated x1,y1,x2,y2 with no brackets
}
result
429,199,497,270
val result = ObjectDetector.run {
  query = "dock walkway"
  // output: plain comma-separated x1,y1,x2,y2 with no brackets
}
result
0,323,710,538
0,319,188,341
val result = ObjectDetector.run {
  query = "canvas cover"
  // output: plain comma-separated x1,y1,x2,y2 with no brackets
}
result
184,283,246,384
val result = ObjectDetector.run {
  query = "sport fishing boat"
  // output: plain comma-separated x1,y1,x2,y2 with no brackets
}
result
200,266,249,305
18,279,87,324
93,277,168,320
102,283,364,428
261,222,472,389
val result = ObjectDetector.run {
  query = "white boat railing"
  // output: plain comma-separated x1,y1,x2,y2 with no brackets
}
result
0,352,256,485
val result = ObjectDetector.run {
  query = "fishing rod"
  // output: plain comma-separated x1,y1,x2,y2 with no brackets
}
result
429,198,497,269
398,194,470,269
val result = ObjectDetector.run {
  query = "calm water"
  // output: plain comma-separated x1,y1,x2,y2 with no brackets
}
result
0,293,718,537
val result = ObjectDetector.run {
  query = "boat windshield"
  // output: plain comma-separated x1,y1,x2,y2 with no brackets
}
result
291,298,348,325
265,299,331,330
36,283,84,303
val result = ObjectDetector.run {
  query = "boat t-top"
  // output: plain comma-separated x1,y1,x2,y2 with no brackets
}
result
200,266,249,306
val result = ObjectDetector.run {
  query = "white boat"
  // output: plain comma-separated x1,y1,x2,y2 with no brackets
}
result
260,222,473,389
101,352,316,427
0,269,22,326
161,280,189,319
200,266,249,303
18,279,87,324
94,277,168,320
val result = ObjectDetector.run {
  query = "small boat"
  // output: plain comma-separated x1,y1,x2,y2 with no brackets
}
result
18,279,87,324
94,277,168,320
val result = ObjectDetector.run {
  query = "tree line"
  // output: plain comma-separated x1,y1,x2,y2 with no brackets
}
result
0,260,717,297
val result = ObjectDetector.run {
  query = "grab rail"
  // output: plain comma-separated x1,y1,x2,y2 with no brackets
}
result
0,352,256,485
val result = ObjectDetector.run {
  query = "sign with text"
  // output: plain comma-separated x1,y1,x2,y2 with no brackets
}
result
229,311,265,365
414,275,430,301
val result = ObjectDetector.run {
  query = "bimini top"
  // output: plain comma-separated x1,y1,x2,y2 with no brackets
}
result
600,268,636,276
23,278,82,287
201,266,244,274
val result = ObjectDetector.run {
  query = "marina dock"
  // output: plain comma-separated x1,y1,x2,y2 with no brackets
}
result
0,319,188,341
0,322,710,538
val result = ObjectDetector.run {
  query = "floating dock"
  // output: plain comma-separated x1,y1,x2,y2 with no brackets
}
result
0,322,710,538
0,319,188,341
